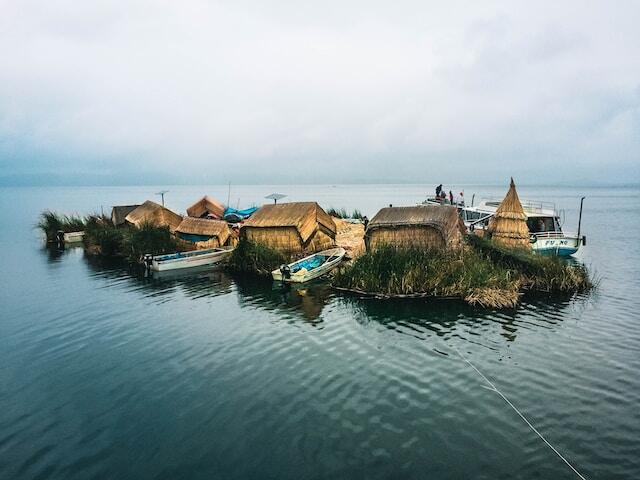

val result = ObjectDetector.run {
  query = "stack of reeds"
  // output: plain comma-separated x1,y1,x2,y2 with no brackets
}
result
488,178,531,249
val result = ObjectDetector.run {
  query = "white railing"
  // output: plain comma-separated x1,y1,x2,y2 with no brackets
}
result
531,231,578,239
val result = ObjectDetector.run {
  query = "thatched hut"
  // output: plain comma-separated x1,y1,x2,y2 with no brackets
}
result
175,217,232,248
186,196,225,219
365,205,465,251
487,178,531,249
111,205,140,227
242,202,336,254
124,200,183,231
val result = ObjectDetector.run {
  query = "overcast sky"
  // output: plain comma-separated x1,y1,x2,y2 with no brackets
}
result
1,0,639,185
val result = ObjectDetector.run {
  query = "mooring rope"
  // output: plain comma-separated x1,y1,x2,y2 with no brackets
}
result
453,347,587,480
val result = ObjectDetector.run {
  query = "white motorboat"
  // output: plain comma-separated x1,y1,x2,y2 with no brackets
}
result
272,247,346,283
462,197,586,257
148,246,234,272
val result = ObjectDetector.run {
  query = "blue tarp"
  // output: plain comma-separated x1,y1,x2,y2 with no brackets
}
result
223,206,258,222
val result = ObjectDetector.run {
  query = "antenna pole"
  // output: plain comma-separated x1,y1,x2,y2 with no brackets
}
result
155,190,169,207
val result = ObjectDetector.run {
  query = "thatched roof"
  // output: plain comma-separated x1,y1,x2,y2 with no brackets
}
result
243,202,336,242
111,205,140,226
175,217,230,244
488,178,531,248
125,200,183,231
368,205,464,232
186,196,225,219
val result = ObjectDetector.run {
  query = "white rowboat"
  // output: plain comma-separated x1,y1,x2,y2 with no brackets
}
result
63,231,85,243
149,247,234,272
272,248,346,283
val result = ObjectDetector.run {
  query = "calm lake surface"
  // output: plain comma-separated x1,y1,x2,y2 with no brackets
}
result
1,184,639,480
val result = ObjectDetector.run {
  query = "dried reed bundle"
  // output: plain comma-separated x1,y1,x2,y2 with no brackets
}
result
488,178,531,248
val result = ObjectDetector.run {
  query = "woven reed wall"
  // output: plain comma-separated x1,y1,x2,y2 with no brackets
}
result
366,226,450,251
244,226,335,254
244,226,303,253
305,228,336,253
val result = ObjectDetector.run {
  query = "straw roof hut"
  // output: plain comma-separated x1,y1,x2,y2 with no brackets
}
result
365,205,465,251
111,205,140,227
186,195,225,219
242,202,336,254
124,200,183,231
175,217,231,248
487,178,531,249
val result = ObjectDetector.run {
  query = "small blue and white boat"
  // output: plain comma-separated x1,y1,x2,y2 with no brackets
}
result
272,248,346,283
148,246,234,272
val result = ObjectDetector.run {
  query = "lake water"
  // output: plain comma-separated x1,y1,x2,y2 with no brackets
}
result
1,184,639,479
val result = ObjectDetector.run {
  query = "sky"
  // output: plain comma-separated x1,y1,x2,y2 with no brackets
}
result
0,0,639,186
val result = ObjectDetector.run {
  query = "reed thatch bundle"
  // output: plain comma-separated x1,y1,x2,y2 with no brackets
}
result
186,195,225,219
365,205,465,251
487,178,531,248
242,202,336,254
124,200,183,231
488,178,531,249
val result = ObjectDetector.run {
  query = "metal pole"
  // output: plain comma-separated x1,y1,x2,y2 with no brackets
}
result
577,196,585,242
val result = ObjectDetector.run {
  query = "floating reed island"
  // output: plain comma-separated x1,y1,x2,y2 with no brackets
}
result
37,178,592,308
332,182,592,308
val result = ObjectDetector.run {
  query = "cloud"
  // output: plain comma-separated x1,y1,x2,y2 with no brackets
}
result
0,0,639,184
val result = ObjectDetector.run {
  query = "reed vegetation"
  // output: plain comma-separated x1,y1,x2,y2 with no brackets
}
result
467,235,592,292
333,238,592,308
83,216,180,260
228,237,287,275
332,244,521,307
83,215,124,257
37,211,86,241
125,222,179,260
327,207,364,220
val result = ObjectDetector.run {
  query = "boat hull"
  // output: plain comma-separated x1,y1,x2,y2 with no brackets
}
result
151,248,233,272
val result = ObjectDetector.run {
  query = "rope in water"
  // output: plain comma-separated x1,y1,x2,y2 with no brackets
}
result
453,347,587,480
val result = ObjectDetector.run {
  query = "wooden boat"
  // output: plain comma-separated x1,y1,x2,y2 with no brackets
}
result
272,247,346,283
63,231,85,243
148,246,234,272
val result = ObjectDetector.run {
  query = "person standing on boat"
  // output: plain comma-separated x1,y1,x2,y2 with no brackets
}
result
435,184,442,198
449,190,454,205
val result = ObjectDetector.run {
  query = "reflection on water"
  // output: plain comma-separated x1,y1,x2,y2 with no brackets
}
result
75,245,594,341
3,185,640,480
233,274,334,324
338,292,585,345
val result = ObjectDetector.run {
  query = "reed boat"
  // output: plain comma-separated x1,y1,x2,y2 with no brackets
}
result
272,247,346,283
63,231,85,243
147,246,234,272
462,198,586,257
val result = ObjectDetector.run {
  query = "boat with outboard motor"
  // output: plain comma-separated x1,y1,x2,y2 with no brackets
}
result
462,197,586,257
145,246,234,272
272,247,346,283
